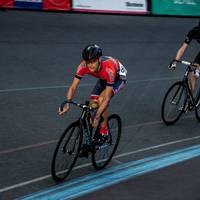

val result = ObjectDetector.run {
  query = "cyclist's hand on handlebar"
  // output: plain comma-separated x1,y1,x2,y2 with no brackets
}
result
58,105,69,115
168,60,177,71
58,100,70,115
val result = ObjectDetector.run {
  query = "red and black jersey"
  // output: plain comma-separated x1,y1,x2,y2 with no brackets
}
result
75,56,127,86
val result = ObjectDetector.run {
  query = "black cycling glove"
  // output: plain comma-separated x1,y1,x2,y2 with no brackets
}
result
60,100,68,111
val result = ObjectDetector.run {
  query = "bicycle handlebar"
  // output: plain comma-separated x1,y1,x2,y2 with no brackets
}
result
175,59,196,67
66,100,94,111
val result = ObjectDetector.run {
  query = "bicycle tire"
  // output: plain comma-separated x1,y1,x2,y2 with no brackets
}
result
193,77,200,122
91,114,121,170
195,95,200,122
51,121,82,182
161,81,188,125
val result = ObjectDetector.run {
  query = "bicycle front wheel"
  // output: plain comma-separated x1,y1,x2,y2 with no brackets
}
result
92,114,121,170
51,121,82,182
161,81,187,125
195,96,200,122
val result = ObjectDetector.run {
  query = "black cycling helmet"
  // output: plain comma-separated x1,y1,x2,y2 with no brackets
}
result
82,44,102,61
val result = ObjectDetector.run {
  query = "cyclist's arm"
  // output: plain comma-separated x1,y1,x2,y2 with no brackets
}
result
175,42,188,61
58,77,80,115
66,77,81,101
94,86,113,119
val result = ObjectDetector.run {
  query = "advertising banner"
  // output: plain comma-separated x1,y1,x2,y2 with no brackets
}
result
151,0,200,16
73,0,148,14
0,0,14,8
43,0,71,11
14,0,42,9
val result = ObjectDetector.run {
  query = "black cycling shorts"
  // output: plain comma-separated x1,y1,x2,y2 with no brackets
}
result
194,51,200,65
90,79,126,100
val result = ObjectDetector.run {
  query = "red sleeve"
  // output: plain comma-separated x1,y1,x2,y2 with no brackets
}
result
75,61,86,78
105,62,117,86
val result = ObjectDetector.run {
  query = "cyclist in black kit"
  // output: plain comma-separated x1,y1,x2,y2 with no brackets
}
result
169,20,200,93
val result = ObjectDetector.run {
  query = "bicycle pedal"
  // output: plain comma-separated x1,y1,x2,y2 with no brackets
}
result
78,149,89,158
78,145,91,158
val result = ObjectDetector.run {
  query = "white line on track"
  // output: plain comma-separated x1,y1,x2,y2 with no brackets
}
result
0,114,194,156
0,134,200,193
0,140,57,156
0,76,180,93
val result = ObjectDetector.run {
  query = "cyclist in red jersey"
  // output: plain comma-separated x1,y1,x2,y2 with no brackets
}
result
58,44,127,142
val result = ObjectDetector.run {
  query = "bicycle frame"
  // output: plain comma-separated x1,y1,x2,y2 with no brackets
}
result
182,66,195,105
178,61,200,108
68,100,105,149
69,101,99,147
80,110,93,145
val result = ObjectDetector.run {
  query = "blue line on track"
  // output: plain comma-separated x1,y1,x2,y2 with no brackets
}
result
18,144,200,200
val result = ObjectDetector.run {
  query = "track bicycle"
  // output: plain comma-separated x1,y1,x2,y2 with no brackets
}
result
161,60,200,125
51,100,121,182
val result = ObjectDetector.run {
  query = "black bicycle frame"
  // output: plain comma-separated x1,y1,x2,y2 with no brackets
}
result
182,66,197,106
79,107,93,146
65,100,103,149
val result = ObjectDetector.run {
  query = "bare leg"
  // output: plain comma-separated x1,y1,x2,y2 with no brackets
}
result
99,90,110,129
188,63,200,94
90,90,109,134
89,97,107,126
188,73,197,94
89,99,99,109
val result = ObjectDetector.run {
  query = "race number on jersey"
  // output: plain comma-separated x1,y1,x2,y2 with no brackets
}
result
119,62,127,79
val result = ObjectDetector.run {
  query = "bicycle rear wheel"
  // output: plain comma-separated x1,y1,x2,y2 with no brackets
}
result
195,94,200,122
92,114,121,170
194,79,200,122
51,121,82,182
161,81,187,125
